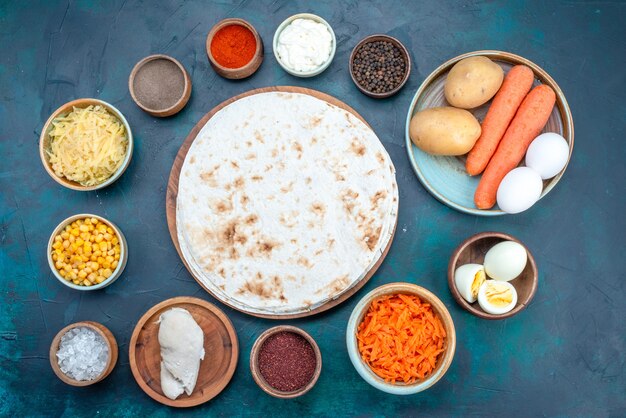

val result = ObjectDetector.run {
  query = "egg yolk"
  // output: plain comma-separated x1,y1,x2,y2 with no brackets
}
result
485,282,513,307
471,269,486,299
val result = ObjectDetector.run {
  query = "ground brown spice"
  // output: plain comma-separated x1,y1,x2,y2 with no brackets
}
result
258,331,316,392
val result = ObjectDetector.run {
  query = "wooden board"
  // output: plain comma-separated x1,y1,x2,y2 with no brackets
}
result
129,297,239,408
166,86,398,319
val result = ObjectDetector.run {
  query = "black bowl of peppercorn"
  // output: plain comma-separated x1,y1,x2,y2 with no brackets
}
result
350,34,411,99
250,325,322,399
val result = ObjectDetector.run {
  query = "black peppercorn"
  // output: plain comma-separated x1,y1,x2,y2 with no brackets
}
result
351,40,407,94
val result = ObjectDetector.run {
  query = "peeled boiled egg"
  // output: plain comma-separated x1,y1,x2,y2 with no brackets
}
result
477,280,518,315
525,133,569,179
454,263,486,303
496,167,543,214
484,240,528,281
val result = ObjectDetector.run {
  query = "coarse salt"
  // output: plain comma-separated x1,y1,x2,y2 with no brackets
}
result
56,326,109,381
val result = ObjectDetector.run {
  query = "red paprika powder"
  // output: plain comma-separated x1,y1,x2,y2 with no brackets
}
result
210,24,256,69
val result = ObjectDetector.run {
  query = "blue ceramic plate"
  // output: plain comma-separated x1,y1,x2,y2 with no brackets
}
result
405,50,574,216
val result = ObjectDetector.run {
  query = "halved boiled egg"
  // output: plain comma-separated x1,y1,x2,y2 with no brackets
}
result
477,280,518,315
454,264,486,303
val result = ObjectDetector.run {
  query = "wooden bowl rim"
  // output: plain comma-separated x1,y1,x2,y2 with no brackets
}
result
47,213,128,291
128,296,239,408
49,321,118,386
447,231,539,320
249,325,322,399
404,50,574,216
205,18,263,73
272,13,337,78
349,34,411,99
128,54,191,116
346,282,456,394
39,98,134,191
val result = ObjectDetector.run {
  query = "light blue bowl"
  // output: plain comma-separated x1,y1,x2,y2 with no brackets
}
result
405,50,574,216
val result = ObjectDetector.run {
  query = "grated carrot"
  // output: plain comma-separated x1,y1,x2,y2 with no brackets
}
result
356,293,446,384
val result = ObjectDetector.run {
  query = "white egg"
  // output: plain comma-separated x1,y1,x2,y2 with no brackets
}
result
477,280,518,315
454,264,486,303
525,133,569,179
484,240,528,281
496,167,543,214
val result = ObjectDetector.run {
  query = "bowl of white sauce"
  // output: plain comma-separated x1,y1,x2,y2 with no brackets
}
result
273,13,336,78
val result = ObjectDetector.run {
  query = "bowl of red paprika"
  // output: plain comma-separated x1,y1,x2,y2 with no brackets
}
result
206,18,263,80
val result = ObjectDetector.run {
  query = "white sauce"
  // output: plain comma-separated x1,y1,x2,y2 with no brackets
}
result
276,18,333,72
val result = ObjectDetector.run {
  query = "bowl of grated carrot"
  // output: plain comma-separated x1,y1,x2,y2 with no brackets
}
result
346,283,456,394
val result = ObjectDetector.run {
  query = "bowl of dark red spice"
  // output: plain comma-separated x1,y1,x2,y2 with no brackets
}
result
350,35,411,99
250,325,322,399
128,54,192,117
206,18,263,80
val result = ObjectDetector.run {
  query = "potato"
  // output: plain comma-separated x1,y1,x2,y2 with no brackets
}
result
409,107,481,156
444,56,504,109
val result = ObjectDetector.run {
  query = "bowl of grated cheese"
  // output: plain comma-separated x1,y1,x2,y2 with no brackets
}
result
39,98,133,191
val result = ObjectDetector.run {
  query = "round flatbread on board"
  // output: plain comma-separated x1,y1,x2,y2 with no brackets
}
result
176,91,398,315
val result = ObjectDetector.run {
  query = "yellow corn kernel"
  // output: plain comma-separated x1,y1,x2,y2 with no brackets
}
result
55,261,63,269
87,273,97,282
79,225,89,232
99,242,107,251
97,225,107,233
111,260,118,269
52,253,58,261
95,234,103,243
114,254,120,261
54,235,62,242
102,268,112,278
69,272,77,280
90,217,98,224
90,255,97,262
59,269,66,277
78,271,87,279
83,279,91,286
62,240,70,249
63,264,72,273
111,237,119,245
96,275,106,284
102,262,111,269
70,228,80,236
52,242,62,250
91,262,99,270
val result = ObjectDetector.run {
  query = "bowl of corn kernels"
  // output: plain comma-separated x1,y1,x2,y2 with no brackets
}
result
47,214,128,290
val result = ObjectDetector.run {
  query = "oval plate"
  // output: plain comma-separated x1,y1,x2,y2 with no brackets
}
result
405,50,574,216
129,297,238,407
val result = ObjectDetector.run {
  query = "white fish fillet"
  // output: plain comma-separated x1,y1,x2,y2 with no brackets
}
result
158,308,205,399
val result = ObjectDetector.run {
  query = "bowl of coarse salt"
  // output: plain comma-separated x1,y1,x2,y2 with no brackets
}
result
49,321,118,386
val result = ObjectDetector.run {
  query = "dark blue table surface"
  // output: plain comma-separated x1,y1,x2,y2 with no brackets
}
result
1,1,625,416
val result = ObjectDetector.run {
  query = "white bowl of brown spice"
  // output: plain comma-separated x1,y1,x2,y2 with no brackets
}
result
250,325,322,398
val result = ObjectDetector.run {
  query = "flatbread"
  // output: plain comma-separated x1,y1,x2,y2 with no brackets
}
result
176,91,398,315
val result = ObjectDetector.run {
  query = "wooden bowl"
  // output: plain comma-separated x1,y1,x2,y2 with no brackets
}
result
129,297,238,407
47,213,128,291
346,283,455,395
129,54,192,117
349,35,411,99
206,18,263,79
272,13,336,78
447,232,538,319
250,325,322,398
39,98,133,191
49,321,118,386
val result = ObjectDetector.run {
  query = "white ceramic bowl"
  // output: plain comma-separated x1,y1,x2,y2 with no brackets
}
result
346,282,456,395
47,214,128,291
272,13,336,78
39,98,134,191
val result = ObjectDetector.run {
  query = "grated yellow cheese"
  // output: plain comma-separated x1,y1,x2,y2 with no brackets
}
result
47,105,128,186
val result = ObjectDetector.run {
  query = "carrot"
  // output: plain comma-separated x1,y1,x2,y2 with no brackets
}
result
356,294,446,384
466,65,535,176
474,84,556,209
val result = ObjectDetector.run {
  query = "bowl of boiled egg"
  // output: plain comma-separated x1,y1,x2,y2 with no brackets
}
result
447,231,538,319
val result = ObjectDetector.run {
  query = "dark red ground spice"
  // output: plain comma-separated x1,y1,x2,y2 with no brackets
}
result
258,331,317,392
